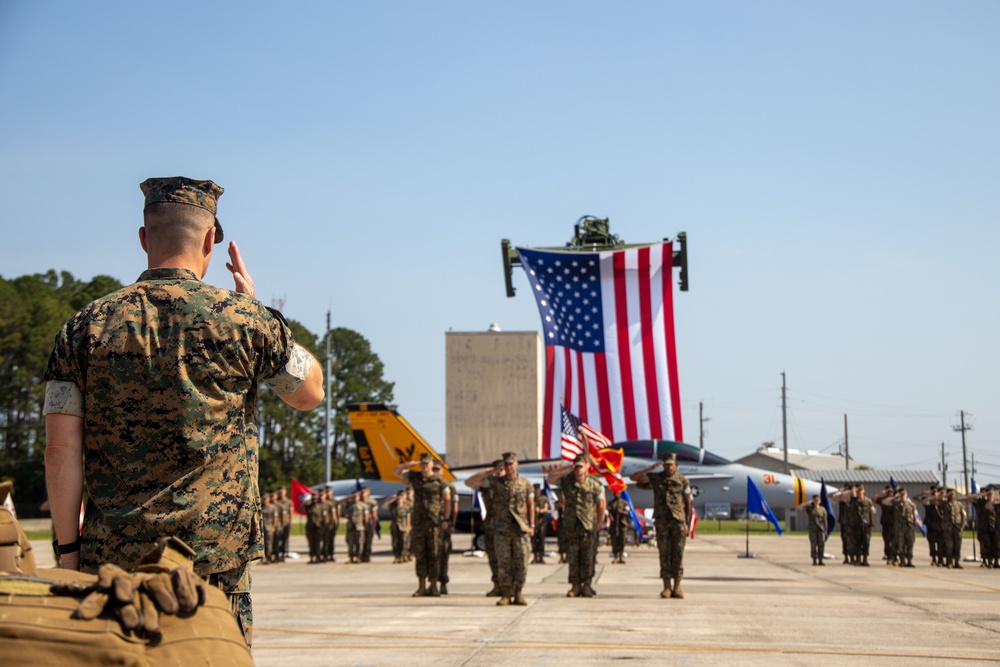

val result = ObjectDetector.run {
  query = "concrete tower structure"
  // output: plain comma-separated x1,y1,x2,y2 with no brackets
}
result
445,328,543,467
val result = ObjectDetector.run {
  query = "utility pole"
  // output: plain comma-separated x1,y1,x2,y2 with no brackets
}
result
781,372,789,476
953,410,972,494
699,402,710,450
939,442,947,488
324,309,332,484
843,414,849,470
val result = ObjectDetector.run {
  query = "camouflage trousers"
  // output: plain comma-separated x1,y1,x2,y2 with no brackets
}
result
942,524,962,562
881,519,895,558
656,519,687,579
346,524,362,559
306,523,320,560
494,528,530,593
484,524,498,582
362,523,375,560
610,525,628,558
412,522,442,579
892,523,915,562
531,523,547,558
209,563,252,647
391,523,405,559
565,520,597,585
324,522,337,560
808,527,825,560
439,529,453,584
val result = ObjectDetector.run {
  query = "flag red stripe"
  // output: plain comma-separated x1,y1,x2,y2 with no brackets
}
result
637,246,663,439
595,351,612,439
613,252,638,441
543,345,556,457
661,242,683,441
562,346,573,416
575,349,588,423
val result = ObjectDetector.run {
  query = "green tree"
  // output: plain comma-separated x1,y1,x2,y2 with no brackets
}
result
256,323,394,491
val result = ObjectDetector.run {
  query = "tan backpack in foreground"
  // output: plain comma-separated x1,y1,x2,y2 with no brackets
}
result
0,513,254,667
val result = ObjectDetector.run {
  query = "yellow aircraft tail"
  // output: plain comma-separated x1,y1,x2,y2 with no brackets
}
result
347,403,455,482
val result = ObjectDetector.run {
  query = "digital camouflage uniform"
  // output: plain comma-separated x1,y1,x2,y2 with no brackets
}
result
891,497,916,566
923,495,943,565
646,470,691,583
880,493,897,562
261,497,277,563
438,482,458,589
275,493,292,562
389,490,407,562
481,482,501,588
482,474,533,597
406,470,449,582
399,494,413,561
850,495,874,565
805,502,827,564
532,492,550,562
44,266,295,643
973,495,997,567
558,474,604,588
361,494,378,562
306,496,324,562
321,493,337,561
608,495,632,563
941,496,964,567
345,496,366,563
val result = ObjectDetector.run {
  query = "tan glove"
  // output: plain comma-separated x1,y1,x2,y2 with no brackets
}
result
136,536,207,614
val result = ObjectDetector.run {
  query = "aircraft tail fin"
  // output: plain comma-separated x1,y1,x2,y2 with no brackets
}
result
347,403,455,482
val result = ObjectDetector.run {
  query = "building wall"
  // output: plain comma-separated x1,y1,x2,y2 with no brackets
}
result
445,331,543,467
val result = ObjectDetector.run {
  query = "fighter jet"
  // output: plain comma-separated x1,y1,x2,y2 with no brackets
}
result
333,403,830,522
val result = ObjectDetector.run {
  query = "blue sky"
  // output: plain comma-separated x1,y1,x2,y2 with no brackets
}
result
2,2,997,480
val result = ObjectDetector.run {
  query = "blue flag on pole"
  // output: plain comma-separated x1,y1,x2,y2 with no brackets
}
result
620,488,645,541
747,477,783,536
820,479,836,538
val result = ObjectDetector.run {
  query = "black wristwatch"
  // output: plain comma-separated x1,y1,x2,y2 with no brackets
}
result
54,539,81,555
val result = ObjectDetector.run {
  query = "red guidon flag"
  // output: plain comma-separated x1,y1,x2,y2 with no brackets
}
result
290,478,314,515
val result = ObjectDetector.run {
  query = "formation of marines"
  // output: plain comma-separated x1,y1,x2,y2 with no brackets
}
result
830,485,875,566
267,473,995,605
303,488,340,564
261,487,294,564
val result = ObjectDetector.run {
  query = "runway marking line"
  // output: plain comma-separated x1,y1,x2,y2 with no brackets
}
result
252,628,999,662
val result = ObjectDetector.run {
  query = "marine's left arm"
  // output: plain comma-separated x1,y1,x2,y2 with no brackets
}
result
44,411,84,570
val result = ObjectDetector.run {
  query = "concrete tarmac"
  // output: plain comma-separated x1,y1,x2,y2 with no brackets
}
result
245,533,999,667
30,531,1000,666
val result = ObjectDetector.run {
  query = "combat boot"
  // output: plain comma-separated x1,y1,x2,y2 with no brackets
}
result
413,577,426,597
512,589,527,605
860,556,869,567
660,579,672,598
671,576,684,599
953,562,963,569
567,584,581,598
441,582,449,595
426,579,441,596
485,583,501,597
581,582,596,598
818,558,825,566
496,596,511,606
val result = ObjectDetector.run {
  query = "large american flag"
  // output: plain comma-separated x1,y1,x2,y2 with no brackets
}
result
517,242,683,457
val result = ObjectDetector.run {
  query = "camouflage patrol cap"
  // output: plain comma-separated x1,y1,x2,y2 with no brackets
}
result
140,176,225,243
572,454,587,467
660,451,678,463
492,459,503,468
502,452,518,464
419,453,433,463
